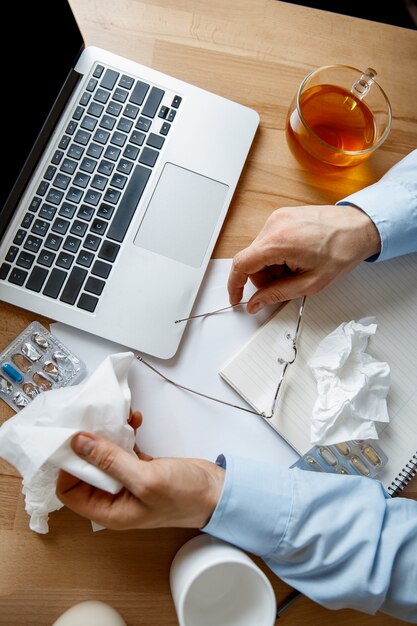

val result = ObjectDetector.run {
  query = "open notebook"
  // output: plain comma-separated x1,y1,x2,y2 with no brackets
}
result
220,253,417,495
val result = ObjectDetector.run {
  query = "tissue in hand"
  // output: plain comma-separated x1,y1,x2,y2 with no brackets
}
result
308,317,390,446
0,351,136,534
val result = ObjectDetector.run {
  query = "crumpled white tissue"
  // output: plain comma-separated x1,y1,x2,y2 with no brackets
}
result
308,318,390,445
0,351,135,534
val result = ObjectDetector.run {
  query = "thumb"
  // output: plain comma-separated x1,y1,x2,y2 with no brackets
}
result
72,432,142,493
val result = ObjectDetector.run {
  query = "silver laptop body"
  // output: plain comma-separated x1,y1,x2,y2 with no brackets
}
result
0,3,258,359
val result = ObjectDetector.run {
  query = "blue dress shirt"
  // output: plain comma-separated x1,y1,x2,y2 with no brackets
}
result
203,149,417,623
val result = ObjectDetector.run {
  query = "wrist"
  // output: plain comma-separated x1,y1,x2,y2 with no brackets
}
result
338,203,381,261
199,461,225,527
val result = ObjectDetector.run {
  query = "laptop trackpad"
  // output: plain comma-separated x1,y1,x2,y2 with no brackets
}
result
133,163,229,268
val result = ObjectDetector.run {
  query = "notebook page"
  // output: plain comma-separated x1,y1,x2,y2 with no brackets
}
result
220,254,417,491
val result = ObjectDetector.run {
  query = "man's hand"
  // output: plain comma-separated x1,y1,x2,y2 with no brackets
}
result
56,412,225,530
228,204,381,312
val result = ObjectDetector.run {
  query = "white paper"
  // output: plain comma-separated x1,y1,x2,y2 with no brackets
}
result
52,260,299,467
308,318,390,445
213,253,417,493
0,352,135,533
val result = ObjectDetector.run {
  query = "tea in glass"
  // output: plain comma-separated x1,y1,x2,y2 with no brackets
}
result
286,65,392,169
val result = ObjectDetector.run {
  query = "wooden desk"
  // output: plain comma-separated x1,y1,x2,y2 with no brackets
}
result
1,1,416,624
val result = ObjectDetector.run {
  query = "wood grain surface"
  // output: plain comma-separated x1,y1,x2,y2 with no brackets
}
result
1,1,416,624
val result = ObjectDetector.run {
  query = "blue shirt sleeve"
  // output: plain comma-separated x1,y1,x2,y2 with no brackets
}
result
337,149,417,261
203,455,417,623
203,151,417,622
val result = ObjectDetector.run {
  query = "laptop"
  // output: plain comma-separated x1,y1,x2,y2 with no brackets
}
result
0,1,258,359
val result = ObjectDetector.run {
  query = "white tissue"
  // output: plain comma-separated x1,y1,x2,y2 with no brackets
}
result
0,351,135,534
308,318,390,445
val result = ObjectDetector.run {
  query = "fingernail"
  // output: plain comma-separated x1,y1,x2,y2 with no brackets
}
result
73,433,95,456
251,301,264,314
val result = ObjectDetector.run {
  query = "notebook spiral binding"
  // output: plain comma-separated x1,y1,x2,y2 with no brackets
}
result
388,452,417,496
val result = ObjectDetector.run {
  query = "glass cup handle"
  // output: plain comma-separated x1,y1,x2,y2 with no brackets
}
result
351,67,377,100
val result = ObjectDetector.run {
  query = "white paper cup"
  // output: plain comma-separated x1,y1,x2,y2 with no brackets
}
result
169,534,276,626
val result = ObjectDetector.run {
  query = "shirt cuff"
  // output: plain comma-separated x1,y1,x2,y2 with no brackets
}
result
202,454,293,558
337,154,417,262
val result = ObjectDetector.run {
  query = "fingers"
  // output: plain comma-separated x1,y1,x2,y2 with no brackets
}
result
228,244,283,305
70,432,144,494
56,468,138,530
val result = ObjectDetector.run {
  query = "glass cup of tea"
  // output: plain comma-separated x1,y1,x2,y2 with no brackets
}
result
285,65,392,169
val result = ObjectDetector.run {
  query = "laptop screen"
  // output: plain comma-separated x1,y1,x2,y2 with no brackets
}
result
1,0,83,231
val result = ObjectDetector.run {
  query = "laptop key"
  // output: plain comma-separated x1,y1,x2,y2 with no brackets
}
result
56,252,74,270
77,292,99,312
142,87,165,118
6,246,19,262
63,236,81,253
90,218,108,235
119,75,134,90
29,197,42,212
136,116,151,132
43,268,67,298
21,213,34,228
61,158,77,174
87,101,104,117
8,267,28,286
106,164,151,242
84,234,101,251
16,251,35,269
84,275,105,295
91,259,112,279
94,88,110,104
66,187,83,203
100,68,119,91
97,203,114,220
106,101,123,117
129,81,150,106
146,133,165,150
26,266,48,292
76,250,94,267
80,157,97,173
59,202,77,219
77,204,95,221
60,266,87,305
51,150,64,165
114,88,129,103
45,188,64,205
32,219,49,237
139,147,159,167
24,236,42,253
93,64,104,78
51,217,69,235
86,143,104,159
13,229,26,245
45,165,57,180
98,240,120,262
0,263,11,280
37,249,56,267
44,234,63,251
39,204,57,220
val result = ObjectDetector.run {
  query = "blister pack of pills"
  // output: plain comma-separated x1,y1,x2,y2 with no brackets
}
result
292,440,388,478
0,321,86,411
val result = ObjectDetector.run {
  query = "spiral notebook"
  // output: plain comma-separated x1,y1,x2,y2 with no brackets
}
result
220,253,417,495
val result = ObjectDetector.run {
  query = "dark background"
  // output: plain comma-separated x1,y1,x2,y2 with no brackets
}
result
279,0,417,30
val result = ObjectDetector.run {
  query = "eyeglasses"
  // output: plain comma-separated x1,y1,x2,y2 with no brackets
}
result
136,295,307,419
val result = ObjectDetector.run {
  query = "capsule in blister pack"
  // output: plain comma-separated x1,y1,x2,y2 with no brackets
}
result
0,321,86,411
292,439,388,479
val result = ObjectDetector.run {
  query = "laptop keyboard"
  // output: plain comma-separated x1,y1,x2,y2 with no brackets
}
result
0,63,182,313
